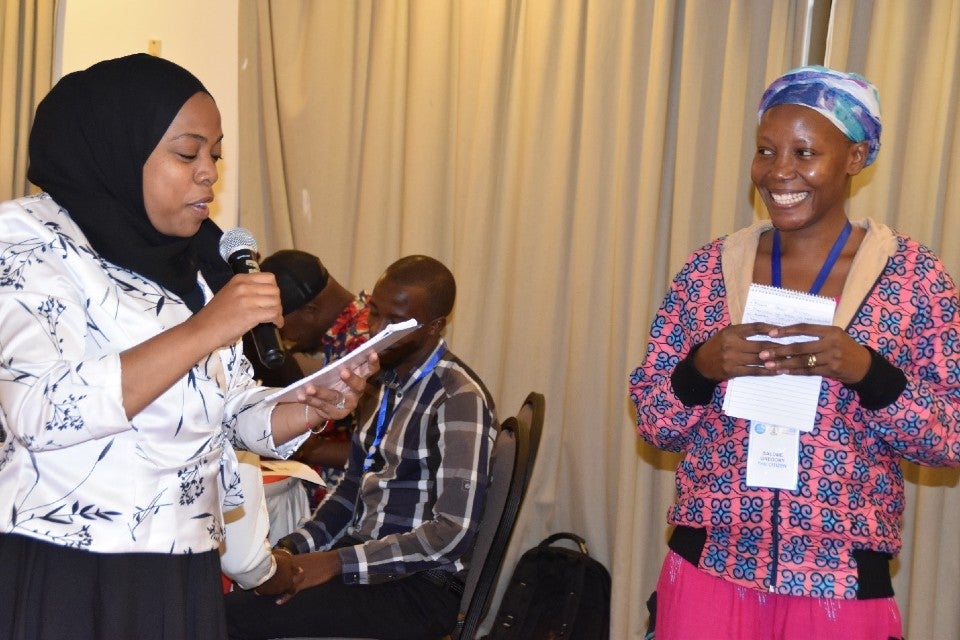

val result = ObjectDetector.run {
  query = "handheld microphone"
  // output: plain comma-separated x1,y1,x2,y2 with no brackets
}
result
218,228,285,370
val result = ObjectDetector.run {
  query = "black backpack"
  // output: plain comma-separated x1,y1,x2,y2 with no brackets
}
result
485,532,611,640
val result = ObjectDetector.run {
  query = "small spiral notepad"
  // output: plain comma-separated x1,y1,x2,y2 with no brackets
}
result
738,283,836,325
721,283,836,431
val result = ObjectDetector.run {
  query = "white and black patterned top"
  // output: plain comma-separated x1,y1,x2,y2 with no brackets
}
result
0,194,302,554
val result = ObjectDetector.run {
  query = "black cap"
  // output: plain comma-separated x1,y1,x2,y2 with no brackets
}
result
260,250,329,315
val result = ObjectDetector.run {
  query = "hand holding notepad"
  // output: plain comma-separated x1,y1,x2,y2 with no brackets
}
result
722,284,836,431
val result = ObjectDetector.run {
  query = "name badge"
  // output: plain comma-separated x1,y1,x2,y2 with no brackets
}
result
746,421,799,490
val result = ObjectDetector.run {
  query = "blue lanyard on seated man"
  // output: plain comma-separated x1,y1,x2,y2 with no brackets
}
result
362,344,447,472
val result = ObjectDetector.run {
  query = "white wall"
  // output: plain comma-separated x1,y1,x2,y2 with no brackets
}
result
59,0,239,229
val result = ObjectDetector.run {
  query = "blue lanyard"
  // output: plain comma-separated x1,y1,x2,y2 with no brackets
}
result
771,221,851,295
362,344,446,471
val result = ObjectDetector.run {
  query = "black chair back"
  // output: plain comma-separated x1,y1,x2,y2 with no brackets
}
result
452,391,544,639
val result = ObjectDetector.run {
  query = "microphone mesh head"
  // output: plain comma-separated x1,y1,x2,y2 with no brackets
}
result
219,227,258,261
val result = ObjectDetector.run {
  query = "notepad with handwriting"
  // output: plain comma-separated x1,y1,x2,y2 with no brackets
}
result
721,284,836,431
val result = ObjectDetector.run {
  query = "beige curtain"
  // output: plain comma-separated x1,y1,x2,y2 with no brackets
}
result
239,1,960,637
827,3,960,638
0,0,56,201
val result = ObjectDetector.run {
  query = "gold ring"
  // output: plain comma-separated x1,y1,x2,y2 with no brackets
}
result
806,354,817,368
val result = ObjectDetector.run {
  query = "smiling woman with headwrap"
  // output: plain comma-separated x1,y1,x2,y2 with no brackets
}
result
629,66,960,640
0,54,375,640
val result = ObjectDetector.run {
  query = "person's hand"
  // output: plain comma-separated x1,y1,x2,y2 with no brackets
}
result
273,550,344,605
298,352,380,423
292,434,351,469
693,322,788,381
253,550,304,597
193,272,283,348
759,323,872,384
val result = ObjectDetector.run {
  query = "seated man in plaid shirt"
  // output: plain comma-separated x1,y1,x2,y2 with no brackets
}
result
226,255,498,640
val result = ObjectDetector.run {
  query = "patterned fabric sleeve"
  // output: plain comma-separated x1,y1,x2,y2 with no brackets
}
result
629,242,728,452
0,201,130,450
221,350,305,460
854,242,960,466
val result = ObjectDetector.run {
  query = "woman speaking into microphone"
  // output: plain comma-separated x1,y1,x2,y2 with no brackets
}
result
0,53,375,640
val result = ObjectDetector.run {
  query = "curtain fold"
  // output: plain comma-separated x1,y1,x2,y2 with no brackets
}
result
238,1,960,637
0,0,56,201
826,3,960,636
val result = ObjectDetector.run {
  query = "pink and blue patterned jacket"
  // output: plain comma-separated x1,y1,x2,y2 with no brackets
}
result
629,218,960,599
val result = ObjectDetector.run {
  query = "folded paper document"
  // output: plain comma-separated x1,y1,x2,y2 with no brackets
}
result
263,318,420,404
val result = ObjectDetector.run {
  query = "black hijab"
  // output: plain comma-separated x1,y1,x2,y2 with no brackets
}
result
27,53,231,311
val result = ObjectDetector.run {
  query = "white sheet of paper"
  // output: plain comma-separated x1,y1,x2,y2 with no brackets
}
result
263,318,420,404
723,373,823,430
722,284,836,431
745,421,799,490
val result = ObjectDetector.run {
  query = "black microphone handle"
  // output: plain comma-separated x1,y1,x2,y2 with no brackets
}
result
225,248,286,370
251,322,286,370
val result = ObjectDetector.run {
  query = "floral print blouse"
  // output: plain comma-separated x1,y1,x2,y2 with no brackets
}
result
0,194,302,554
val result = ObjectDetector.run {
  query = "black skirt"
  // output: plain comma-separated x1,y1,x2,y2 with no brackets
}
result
0,532,227,640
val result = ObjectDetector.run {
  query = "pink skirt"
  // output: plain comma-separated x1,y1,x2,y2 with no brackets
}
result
654,551,903,640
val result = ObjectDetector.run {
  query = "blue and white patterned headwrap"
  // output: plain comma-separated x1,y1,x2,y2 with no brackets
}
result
758,65,882,166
